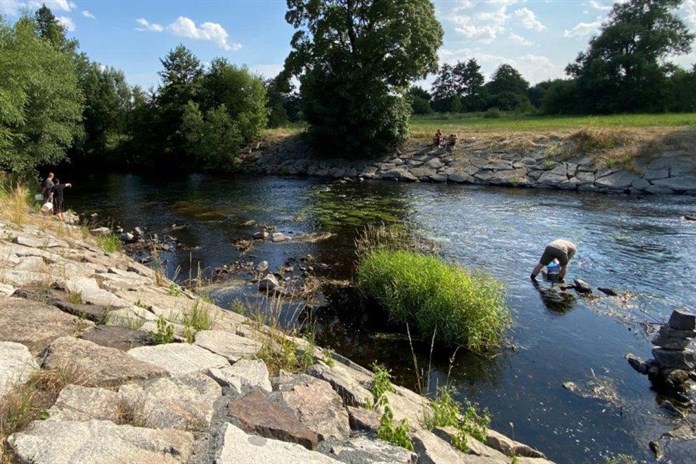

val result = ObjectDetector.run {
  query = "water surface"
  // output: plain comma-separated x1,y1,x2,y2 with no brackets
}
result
69,172,696,463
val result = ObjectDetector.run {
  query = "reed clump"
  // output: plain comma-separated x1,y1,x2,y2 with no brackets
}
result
356,225,510,353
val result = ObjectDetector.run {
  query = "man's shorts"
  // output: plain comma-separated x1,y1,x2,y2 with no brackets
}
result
539,245,569,266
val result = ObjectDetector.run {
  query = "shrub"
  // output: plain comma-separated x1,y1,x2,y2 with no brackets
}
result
484,107,502,119
153,316,175,344
95,233,121,253
357,250,510,352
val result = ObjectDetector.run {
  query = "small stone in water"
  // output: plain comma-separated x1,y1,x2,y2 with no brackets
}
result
598,287,618,296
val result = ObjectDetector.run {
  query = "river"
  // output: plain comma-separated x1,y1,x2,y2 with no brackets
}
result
68,172,696,464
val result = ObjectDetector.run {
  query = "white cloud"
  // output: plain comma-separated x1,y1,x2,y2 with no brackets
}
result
136,18,164,33
508,32,533,46
444,0,522,43
81,10,95,19
514,7,546,31
251,64,284,79
563,20,603,37
56,15,74,32
136,16,241,52
683,0,696,28
2,0,75,15
28,0,75,11
167,16,241,51
588,0,611,11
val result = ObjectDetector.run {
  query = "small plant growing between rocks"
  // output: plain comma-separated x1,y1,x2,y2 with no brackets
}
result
168,283,182,297
321,348,336,367
68,291,83,305
153,315,175,344
369,364,414,451
426,386,491,452
604,455,639,464
182,301,212,332
95,233,121,253
257,334,299,376
134,300,153,311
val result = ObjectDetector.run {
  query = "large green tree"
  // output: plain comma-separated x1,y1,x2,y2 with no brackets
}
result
566,0,694,113
201,58,267,142
0,16,83,173
284,0,443,157
485,64,531,111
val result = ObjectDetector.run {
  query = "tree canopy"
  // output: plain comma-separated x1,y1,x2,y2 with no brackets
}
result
283,0,443,157
567,0,695,113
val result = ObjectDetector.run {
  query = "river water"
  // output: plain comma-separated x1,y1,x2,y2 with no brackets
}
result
68,172,696,463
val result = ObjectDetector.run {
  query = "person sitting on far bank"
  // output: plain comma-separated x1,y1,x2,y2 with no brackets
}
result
50,178,72,222
433,129,443,147
530,239,577,281
448,133,457,147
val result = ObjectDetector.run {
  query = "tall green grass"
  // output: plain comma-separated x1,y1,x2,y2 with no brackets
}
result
357,250,510,353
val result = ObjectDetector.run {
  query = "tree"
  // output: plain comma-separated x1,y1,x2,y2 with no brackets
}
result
453,59,486,111
34,5,78,53
528,80,555,109
407,86,432,114
78,62,132,160
181,102,242,171
0,16,83,173
566,0,694,113
485,64,530,111
284,0,443,157
201,58,267,142
541,79,579,114
155,45,204,165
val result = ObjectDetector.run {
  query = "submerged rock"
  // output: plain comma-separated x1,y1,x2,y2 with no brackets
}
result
573,278,592,294
597,287,619,296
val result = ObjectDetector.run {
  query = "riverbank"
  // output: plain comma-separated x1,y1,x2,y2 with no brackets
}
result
247,128,696,195
0,209,554,463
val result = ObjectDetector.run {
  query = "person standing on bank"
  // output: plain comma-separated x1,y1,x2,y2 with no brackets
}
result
530,239,577,281
50,178,72,222
41,172,55,201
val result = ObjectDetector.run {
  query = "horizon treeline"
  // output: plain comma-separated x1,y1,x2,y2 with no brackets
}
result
1,0,695,173
411,0,696,116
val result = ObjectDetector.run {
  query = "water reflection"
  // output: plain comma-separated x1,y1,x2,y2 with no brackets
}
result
532,281,577,314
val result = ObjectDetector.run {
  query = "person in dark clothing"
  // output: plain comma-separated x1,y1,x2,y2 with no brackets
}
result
50,178,72,221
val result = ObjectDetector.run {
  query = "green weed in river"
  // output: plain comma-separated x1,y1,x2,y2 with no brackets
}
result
357,250,510,353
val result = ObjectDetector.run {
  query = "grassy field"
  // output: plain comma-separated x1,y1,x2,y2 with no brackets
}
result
408,112,696,139
263,112,696,140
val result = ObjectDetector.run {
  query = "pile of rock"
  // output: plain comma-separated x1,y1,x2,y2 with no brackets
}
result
628,309,696,405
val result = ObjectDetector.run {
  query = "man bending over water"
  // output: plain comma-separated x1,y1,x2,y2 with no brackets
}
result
530,239,577,281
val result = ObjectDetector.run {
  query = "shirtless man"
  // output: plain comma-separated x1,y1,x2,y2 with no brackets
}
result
530,239,577,281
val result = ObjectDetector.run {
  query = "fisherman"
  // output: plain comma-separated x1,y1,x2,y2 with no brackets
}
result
530,239,577,281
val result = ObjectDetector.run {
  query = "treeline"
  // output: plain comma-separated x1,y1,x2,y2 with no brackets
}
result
0,7,301,174
410,0,696,116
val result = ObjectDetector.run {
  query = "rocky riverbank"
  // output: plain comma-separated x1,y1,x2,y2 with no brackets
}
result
0,213,554,464
246,130,696,195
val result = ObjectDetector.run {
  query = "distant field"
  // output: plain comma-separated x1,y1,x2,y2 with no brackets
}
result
408,112,696,139
264,113,696,139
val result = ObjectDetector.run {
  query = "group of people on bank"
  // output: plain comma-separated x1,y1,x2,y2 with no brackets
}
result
40,172,72,222
432,129,457,148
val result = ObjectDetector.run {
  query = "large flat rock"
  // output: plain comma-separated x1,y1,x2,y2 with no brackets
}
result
64,277,131,308
484,429,547,459
0,297,85,355
8,419,193,464
118,373,221,431
128,343,229,376
194,330,262,362
275,372,351,441
308,362,374,407
209,359,271,393
228,390,320,450
79,325,154,351
43,337,167,387
48,373,220,432
217,423,340,464
331,436,418,463
0,341,39,399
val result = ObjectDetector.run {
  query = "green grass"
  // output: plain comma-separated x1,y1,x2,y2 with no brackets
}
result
95,233,121,253
264,113,696,141
357,250,511,353
427,386,491,452
408,112,696,138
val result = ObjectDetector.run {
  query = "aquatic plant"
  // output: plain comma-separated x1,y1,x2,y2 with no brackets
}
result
357,250,510,353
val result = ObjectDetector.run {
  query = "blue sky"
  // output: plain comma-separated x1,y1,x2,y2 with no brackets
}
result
2,0,695,89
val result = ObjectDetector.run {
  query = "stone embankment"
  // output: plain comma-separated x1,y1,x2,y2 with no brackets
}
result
247,133,696,195
0,215,553,463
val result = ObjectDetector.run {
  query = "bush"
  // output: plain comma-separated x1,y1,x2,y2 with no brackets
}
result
357,250,510,352
483,107,502,119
